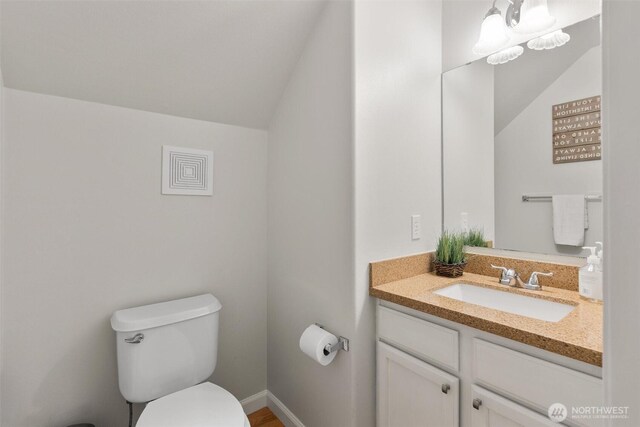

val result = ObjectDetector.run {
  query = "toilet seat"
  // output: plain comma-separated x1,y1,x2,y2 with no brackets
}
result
136,382,250,427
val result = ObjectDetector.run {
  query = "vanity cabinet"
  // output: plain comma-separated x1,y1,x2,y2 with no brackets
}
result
377,305,459,371
377,341,459,427
472,339,603,424
470,385,558,427
376,302,604,427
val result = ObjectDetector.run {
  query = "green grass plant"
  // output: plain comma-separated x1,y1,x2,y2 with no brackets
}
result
435,230,466,265
463,228,488,248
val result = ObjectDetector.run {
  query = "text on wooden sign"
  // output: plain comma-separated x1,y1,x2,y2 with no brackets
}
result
552,95,601,164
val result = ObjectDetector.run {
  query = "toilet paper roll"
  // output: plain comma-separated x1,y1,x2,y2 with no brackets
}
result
299,324,338,366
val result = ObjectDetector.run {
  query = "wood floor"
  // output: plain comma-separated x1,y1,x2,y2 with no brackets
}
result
248,407,285,427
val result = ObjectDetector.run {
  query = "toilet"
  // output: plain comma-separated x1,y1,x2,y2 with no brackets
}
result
111,294,250,427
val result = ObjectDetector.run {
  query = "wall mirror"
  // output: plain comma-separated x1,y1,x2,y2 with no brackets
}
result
442,15,602,257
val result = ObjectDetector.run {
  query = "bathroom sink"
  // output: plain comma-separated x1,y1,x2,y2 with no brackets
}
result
433,283,575,322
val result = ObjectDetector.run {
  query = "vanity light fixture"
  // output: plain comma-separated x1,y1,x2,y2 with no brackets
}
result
472,2,511,56
473,0,560,63
487,45,524,65
527,29,570,50
512,0,556,34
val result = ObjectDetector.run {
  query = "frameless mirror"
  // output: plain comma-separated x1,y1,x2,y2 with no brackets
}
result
442,15,602,257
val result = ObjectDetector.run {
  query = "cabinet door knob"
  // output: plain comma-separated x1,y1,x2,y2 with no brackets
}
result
472,398,482,410
441,384,450,394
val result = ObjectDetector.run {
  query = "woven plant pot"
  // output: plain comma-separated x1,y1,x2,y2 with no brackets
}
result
434,260,467,278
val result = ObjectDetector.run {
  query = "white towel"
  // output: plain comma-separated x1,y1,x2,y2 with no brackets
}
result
552,195,587,246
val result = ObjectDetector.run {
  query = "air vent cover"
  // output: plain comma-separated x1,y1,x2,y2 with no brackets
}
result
162,145,213,196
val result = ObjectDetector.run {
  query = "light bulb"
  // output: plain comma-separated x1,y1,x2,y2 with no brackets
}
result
527,29,570,50
513,0,556,34
473,8,511,56
487,45,524,65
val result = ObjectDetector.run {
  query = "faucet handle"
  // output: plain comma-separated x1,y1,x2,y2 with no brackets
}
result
491,264,508,275
491,264,516,285
527,271,553,289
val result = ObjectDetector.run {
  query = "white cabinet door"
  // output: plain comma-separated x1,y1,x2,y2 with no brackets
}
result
470,385,561,427
377,341,459,427
473,339,602,427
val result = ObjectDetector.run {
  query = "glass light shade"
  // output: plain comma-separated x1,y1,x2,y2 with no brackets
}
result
473,12,511,55
527,29,570,50
513,0,556,34
487,45,524,65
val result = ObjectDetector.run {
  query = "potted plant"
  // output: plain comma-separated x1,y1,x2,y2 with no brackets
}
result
463,228,489,248
434,230,467,277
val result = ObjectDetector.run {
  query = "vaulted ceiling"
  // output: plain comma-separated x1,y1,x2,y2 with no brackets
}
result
494,16,601,135
1,0,326,129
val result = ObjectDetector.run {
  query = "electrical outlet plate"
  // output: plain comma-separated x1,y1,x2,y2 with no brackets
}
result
460,212,469,232
411,215,421,240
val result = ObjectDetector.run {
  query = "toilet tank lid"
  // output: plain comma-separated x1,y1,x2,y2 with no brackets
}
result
111,294,222,332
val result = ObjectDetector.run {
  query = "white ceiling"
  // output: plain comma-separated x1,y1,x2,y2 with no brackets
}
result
1,0,326,129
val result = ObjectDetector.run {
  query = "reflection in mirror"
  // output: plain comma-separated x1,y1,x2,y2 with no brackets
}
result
443,16,601,257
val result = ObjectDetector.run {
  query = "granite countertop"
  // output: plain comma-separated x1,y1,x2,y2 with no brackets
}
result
370,271,603,366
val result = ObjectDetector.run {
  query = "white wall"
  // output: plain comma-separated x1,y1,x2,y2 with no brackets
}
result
442,60,494,239
0,76,3,427
603,1,640,425
354,1,442,425
494,16,600,135
442,0,601,71
267,2,355,426
267,2,443,426
1,89,268,427
0,4,443,426
494,47,602,255
0,8,4,419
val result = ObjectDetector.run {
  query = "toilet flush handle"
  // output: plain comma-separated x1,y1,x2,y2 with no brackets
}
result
124,333,144,344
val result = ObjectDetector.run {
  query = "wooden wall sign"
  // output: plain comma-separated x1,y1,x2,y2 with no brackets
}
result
552,95,601,164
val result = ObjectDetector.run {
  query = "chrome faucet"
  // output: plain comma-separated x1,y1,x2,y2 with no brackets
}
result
490,265,553,291
524,271,554,291
491,265,518,286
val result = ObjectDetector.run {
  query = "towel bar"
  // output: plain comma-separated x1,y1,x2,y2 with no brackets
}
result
522,194,601,202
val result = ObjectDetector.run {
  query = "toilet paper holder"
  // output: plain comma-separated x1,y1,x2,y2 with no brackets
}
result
315,323,350,354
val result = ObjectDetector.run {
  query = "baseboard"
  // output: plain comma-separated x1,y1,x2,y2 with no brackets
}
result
239,389,305,427
240,390,268,415
267,391,306,427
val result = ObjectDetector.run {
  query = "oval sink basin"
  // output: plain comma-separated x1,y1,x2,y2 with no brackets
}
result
433,283,575,322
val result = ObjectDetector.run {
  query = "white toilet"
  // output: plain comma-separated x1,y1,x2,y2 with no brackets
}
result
111,294,250,427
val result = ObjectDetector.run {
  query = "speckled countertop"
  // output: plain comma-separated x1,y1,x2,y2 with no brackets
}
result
370,271,603,366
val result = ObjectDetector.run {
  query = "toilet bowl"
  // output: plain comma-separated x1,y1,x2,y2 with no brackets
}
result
111,294,250,427
136,382,250,427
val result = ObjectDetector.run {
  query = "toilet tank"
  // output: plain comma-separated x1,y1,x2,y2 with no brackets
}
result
110,294,222,403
